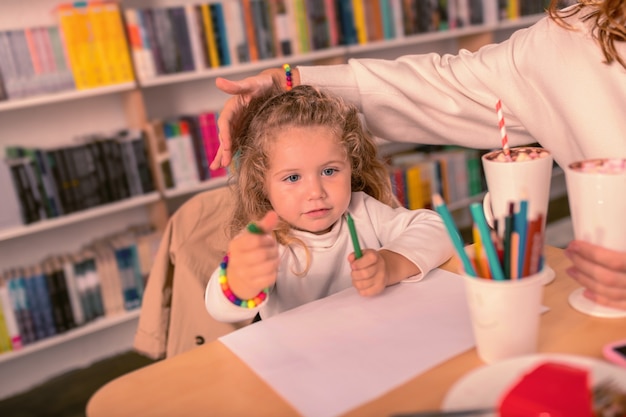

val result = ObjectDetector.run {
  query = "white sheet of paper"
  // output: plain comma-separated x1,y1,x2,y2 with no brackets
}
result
219,268,476,417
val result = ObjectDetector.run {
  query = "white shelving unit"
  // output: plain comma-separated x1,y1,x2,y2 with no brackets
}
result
0,310,140,400
0,192,160,242
0,0,547,400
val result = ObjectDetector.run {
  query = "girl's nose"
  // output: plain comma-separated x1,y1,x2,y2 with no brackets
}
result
307,178,326,199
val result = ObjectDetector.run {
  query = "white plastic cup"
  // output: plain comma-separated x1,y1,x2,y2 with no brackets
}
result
481,147,553,231
462,266,547,364
564,158,626,318
565,158,626,251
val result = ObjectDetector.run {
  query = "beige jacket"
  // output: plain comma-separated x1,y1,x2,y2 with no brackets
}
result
133,186,249,359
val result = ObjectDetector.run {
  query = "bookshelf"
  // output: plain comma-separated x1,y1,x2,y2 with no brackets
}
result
0,0,549,401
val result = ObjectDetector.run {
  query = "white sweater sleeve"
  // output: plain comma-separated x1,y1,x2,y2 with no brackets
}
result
355,193,455,281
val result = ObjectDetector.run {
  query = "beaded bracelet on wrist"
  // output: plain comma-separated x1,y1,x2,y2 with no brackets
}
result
283,64,293,91
218,254,269,309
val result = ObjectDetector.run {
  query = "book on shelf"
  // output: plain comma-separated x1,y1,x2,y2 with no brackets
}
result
200,3,222,68
113,242,143,311
306,0,331,50
60,254,85,326
210,2,232,65
163,119,201,188
72,253,105,323
336,0,358,45
363,0,384,42
241,0,260,61
179,115,210,182
128,131,157,195
90,245,124,317
117,130,147,197
184,5,209,71
0,273,23,351
7,147,62,219
4,154,48,225
250,0,276,60
138,8,167,76
124,8,156,82
55,1,134,90
0,294,14,353
6,269,37,346
223,0,250,64
351,0,368,44
152,7,180,74
168,6,196,73
0,158,24,229
270,0,293,56
45,258,78,333
143,119,175,191
197,111,228,179
7,29,38,98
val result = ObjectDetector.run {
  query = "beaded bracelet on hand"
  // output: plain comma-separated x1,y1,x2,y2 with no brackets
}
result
283,64,293,91
218,254,269,308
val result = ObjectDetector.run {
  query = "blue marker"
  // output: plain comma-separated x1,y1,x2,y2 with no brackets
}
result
469,203,506,281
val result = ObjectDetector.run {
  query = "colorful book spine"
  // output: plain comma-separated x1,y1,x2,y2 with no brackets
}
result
222,0,250,64
210,2,231,65
198,112,227,178
33,265,61,336
61,255,85,326
0,276,22,351
200,3,221,67
184,4,207,71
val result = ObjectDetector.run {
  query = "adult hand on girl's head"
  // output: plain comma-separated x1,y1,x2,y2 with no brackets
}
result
565,240,626,310
226,211,280,300
211,68,288,170
348,249,389,297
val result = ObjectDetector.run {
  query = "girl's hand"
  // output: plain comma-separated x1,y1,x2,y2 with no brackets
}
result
211,68,287,170
226,211,280,300
565,240,626,310
349,249,389,297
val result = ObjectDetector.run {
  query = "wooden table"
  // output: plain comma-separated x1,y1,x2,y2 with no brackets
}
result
86,246,626,417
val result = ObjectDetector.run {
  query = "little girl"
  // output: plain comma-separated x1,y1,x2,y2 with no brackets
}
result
205,85,453,322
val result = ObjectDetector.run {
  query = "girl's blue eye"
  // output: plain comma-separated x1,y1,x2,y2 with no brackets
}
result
322,168,336,176
285,174,300,183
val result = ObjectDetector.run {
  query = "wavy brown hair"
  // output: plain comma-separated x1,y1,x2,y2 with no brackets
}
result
227,84,396,273
548,0,626,69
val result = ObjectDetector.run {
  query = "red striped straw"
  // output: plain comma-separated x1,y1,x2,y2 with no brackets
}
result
495,99,512,160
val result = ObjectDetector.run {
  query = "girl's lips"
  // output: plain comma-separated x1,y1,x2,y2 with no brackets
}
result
305,208,330,218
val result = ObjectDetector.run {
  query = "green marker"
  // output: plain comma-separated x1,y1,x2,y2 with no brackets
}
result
247,222,264,235
345,212,362,259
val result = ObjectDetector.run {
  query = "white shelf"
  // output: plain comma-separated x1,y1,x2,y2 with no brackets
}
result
0,192,161,242
0,309,140,364
137,15,544,89
162,176,229,199
347,15,543,54
0,83,136,112
139,48,346,88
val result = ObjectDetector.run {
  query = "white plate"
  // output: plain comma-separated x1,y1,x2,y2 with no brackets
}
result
568,288,626,318
442,353,626,416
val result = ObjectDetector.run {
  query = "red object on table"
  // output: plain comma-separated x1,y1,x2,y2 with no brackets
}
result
499,362,593,417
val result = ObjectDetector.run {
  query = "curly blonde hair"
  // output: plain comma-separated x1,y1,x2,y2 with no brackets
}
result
548,0,626,69
227,84,396,273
